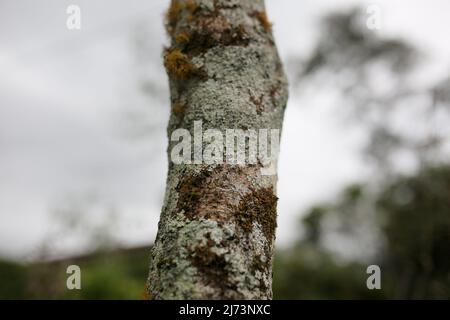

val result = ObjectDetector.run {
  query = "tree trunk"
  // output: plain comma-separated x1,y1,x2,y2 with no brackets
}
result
147,0,288,299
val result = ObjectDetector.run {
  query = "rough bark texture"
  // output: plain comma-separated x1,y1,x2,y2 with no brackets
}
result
147,0,288,299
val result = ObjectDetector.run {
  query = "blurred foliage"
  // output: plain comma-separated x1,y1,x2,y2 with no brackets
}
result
378,166,450,298
0,247,149,300
295,8,450,173
273,7,449,299
274,8,449,299
299,8,417,77
273,165,450,299
0,260,27,299
273,244,384,299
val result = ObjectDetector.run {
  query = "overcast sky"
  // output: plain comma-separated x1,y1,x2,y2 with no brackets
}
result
1,0,450,260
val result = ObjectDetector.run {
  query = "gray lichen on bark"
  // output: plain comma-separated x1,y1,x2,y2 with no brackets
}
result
147,0,288,299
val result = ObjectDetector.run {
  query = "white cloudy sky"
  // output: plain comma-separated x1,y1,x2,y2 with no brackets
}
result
1,0,449,260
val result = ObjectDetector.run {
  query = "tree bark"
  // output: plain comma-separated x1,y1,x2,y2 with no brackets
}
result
147,0,288,299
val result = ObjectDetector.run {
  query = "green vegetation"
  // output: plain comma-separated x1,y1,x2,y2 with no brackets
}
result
0,247,149,300
0,259,28,299
273,165,450,299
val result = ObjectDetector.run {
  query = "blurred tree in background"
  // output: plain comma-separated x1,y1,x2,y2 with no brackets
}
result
273,165,450,299
273,8,450,299
379,166,450,298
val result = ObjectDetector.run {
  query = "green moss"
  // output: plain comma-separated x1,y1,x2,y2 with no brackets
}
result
176,167,214,220
176,165,277,243
181,23,250,56
167,0,250,56
187,235,242,299
236,186,278,242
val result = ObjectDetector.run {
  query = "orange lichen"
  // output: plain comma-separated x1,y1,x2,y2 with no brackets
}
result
186,14,196,23
175,31,191,44
166,0,182,34
253,11,272,32
164,48,197,78
166,0,199,35
172,102,186,114
143,283,153,300
185,0,198,13
142,290,151,300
